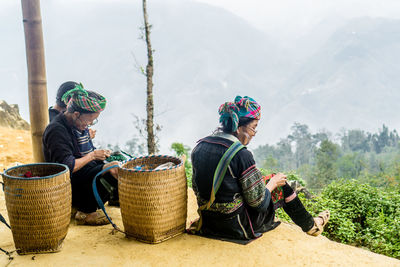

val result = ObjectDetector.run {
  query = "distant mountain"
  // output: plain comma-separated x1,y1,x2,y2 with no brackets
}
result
264,17,400,143
1,1,283,150
2,2,400,151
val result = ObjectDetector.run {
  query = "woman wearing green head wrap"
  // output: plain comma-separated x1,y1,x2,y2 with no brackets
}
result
48,81,98,153
43,83,119,225
189,96,330,243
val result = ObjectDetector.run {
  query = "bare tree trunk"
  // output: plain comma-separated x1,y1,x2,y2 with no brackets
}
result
142,0,155,155
21,0,49,162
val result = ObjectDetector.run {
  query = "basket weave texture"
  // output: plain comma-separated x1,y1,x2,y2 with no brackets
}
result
2,163,71,255
118,155,187,243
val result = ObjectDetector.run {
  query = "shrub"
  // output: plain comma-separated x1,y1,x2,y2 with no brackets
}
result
278,179,400,259
171,142,192,187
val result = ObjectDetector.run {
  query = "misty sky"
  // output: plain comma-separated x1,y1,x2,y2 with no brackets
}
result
3,0,400,38
1,0,400,153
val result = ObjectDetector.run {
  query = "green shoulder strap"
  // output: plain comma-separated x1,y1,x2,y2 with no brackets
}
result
189,141,244,233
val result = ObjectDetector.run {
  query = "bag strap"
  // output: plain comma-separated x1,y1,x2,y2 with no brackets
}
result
1,176,16,259
0,177,11,229
188,141,244,233
203,141,244,210
92,165,124,234
0,212,13,258
0,213,10,229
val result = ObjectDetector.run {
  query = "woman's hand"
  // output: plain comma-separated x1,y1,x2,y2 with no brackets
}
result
73,149,110,173
91,149,111,161
89,129,97,139
103,161,119,179
266,172,287,192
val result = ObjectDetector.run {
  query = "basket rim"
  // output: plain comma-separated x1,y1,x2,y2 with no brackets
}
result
120,155,184,173
3,162,69,180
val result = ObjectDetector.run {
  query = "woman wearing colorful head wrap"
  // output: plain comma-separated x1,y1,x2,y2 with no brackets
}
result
48,81,97,153
43,83,119,225
189,96,330,243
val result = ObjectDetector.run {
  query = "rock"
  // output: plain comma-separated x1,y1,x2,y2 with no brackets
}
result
288,180,314,199
0,100,30,130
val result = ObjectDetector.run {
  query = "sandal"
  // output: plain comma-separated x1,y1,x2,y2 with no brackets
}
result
307,210,330,236
75,210,111,226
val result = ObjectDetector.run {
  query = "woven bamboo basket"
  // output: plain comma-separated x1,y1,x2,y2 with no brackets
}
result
118,155,187,243
2,163,71,255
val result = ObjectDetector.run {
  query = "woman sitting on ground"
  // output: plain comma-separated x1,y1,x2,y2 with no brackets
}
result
43,84,119,225
47,82,119,206
189,96,329,242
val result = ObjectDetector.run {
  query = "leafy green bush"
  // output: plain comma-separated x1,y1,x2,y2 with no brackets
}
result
286,171,306,186
171,142,192,187
278,179,400,259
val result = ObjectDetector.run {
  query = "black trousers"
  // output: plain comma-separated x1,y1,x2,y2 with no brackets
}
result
200,183,314,241
253,183,314,233
70,161,117,213
281,183,315,232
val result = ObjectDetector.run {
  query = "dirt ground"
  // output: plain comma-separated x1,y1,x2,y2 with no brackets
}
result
0,127,399,267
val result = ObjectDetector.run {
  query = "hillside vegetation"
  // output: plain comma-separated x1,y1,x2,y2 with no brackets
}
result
1,127,399,266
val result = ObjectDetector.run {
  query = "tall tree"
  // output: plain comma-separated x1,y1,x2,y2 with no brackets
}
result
21,0,49,162
341,129,370,152
311,139,340,189
288,123,314,167
142,0,156,154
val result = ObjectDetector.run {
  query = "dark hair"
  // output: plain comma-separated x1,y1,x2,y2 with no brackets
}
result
221,117,255,133
56,81,78,108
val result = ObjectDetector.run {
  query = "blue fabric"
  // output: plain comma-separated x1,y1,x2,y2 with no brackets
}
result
92,165,119,228
72,128,95,156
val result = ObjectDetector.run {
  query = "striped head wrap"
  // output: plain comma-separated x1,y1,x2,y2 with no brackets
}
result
62,83,107,113
234,95,261,120
218,96,261,132
219,102,240,133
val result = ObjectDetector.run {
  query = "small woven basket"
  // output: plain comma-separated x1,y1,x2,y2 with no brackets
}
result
118,155,187,243
2,163,71,255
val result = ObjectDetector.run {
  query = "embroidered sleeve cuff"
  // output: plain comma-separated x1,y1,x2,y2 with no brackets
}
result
239,165,268,208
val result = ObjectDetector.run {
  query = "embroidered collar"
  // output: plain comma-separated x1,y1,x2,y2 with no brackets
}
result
212,131,241,143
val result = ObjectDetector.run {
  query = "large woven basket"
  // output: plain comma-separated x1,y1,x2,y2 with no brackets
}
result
118,155,187,243
2,163,71,255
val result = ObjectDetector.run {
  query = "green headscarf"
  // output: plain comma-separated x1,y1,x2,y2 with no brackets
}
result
62,83,106,113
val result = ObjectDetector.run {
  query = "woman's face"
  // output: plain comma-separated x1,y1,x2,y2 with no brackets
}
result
236,119,258,146
73,112,100,131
